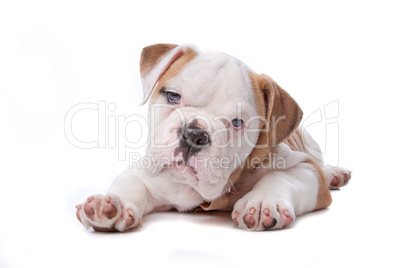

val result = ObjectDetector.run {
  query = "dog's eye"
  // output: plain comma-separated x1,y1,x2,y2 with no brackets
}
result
231,118,244,129
167,92,181,104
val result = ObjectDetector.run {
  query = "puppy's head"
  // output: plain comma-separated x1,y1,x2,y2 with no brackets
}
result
140,44,302,201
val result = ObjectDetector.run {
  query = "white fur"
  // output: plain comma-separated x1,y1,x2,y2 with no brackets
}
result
230,144,319,230
145,51,260,201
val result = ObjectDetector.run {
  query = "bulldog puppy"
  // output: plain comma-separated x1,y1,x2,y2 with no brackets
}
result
76,44,351,231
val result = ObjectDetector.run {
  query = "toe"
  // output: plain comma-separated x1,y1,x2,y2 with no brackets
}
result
262,219,277,230
243,207,257,229
280,209,294,226
102,196,118,219
330,175,340,187
114,206,140,231
341,170,351,184
261,209,277,230
125,209,135,227
84,197,95,220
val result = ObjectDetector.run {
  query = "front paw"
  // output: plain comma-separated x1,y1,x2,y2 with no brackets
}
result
232,196,295,231
76,194,141,232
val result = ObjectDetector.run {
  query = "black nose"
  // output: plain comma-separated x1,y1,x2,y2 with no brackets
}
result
178,123,210,162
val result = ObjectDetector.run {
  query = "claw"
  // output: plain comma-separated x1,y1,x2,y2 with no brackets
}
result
249,207,256,215
263,208,270,216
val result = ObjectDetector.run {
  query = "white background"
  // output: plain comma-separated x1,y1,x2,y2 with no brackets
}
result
0,0,401,267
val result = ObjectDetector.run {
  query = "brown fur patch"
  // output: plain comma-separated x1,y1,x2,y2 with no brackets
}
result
234,73,330,211
227,73,304,186
222,73,269,190
231,73,303,182
248,73,303,161
149,48,198,103
140,44,178,76
257,74,303,151
283,128,306,152
307,159,333,210
285,130,332,210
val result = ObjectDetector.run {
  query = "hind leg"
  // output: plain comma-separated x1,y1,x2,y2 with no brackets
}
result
301,128,352,190
322,166,352,190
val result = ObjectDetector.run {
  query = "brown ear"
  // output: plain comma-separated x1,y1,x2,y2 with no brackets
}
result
139,43,196,105
253,73,303,153
140,44,178,76
226,74,303,187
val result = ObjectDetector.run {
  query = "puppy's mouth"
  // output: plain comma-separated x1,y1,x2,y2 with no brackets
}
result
163,160,199,181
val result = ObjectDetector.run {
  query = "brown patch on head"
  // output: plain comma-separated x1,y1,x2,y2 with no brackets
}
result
139,44,198,105
149,48,198,102
140,44,178,77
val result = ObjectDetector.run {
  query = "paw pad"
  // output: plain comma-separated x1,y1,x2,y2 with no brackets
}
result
83,196,96,220
102,196,118,219
324,166,352,190
261,209,277,230
232,199,295,231
242,207,257,229
76,194,140,232
281,209,293,226
330,175,340,187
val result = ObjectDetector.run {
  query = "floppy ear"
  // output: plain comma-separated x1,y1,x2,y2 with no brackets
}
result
139,43,195,105
253,73,303,153
221,74,303,193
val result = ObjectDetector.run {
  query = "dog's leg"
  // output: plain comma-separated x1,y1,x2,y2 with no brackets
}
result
232,151,332,231
299,128,352,190
76,168,154,232
322,166,352,190
301,128,352,190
